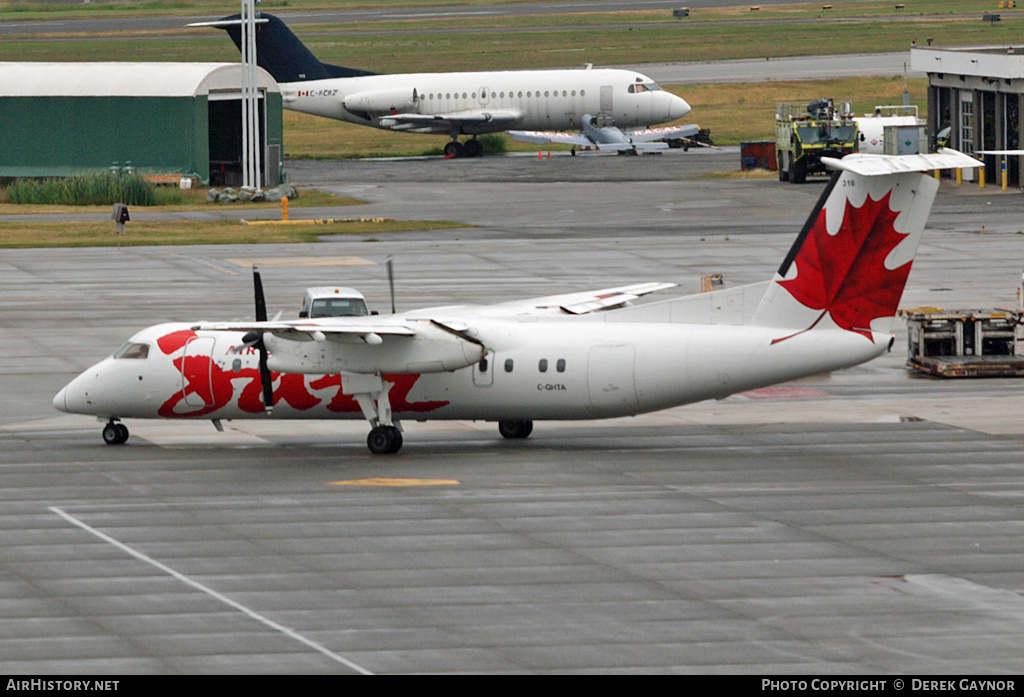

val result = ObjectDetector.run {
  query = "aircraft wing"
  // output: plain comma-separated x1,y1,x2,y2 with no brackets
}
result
626,124,700,143
378,110,522,133
823,148,983,176
509,130,668,151
508,130,595,147
192,320,416,341
493,282,678,315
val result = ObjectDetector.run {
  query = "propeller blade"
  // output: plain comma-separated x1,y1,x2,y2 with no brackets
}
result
251,266,273,412
253,265,268,322
257,342,274,413
386,256,396,314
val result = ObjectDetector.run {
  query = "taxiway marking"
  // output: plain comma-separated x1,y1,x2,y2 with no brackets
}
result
49,506,374,675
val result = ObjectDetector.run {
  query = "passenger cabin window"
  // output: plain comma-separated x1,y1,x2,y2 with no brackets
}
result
114,342,149,360
310,298,368,318
504,359,514,373
538,359,548,373
556,359,566,373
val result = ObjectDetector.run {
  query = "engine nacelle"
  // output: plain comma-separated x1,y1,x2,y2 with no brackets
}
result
265,322,483,375
343,88,417,115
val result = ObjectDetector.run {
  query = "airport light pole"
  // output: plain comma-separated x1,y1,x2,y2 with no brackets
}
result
241,0,262,191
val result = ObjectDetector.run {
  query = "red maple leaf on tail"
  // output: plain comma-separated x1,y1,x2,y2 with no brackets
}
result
774,191,909,344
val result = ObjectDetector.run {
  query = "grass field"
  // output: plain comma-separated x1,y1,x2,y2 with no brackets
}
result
1,0,1011,155
0,218,469,248
4,4,1022,71
0,0,1010,242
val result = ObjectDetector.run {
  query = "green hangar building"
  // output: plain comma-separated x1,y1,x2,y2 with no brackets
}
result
0,62,283,186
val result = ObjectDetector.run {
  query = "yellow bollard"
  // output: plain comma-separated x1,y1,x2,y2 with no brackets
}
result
934,169,941,180
956,168,962,185
282,196,289,221
979,167,986,188
1002,159,1008,191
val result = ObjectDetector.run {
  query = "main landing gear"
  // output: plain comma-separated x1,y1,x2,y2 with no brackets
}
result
498,419,533,439
350,374,406,455
443,137,484,159
102,419,129,445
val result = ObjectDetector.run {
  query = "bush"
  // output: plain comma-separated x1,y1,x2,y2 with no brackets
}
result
479,134,508,154
7,172,157,206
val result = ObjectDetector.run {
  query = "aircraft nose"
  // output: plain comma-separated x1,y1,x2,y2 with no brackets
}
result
669,94,691,120
53,385,68,413
53,369,99,415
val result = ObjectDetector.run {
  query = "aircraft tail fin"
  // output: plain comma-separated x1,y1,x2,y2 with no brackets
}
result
752,149,981,344
194,13,376,83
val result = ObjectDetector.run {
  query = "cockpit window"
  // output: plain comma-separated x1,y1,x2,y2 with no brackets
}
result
311,297,368,318
113,342,150,360
628,82,661,93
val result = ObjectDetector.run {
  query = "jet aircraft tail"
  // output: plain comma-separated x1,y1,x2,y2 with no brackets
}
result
195,13,376,83
751,149,982,344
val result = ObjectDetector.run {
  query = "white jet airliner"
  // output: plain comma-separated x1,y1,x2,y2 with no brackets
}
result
54,150,981,454
190,13,691,158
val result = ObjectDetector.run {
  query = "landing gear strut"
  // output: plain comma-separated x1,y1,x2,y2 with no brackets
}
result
102,420,129,445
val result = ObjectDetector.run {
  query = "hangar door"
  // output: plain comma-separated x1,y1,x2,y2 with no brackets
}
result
208,90,278,187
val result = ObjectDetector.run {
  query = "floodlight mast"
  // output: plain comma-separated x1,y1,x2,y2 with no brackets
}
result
241,0,262,190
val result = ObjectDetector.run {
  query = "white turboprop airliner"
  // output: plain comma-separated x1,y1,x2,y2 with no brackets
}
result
54,150,981,454
510,113,701,154
189,13,692,158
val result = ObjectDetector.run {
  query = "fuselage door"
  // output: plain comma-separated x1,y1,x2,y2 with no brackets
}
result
600,85,614,113
473,350,494,387
182,336,216,407
587,345,638,407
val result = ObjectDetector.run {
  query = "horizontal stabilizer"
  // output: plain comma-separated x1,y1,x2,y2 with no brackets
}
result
187,18,269,28
192,13,376,82
822,148,982,176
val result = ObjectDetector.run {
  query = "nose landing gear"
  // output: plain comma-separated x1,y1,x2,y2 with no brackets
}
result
102,420,129,445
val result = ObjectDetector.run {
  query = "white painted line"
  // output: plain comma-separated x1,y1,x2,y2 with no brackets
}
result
49,506,373,675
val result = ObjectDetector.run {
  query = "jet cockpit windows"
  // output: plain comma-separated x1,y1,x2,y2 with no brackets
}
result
113,342,150,360
628,82,662,94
